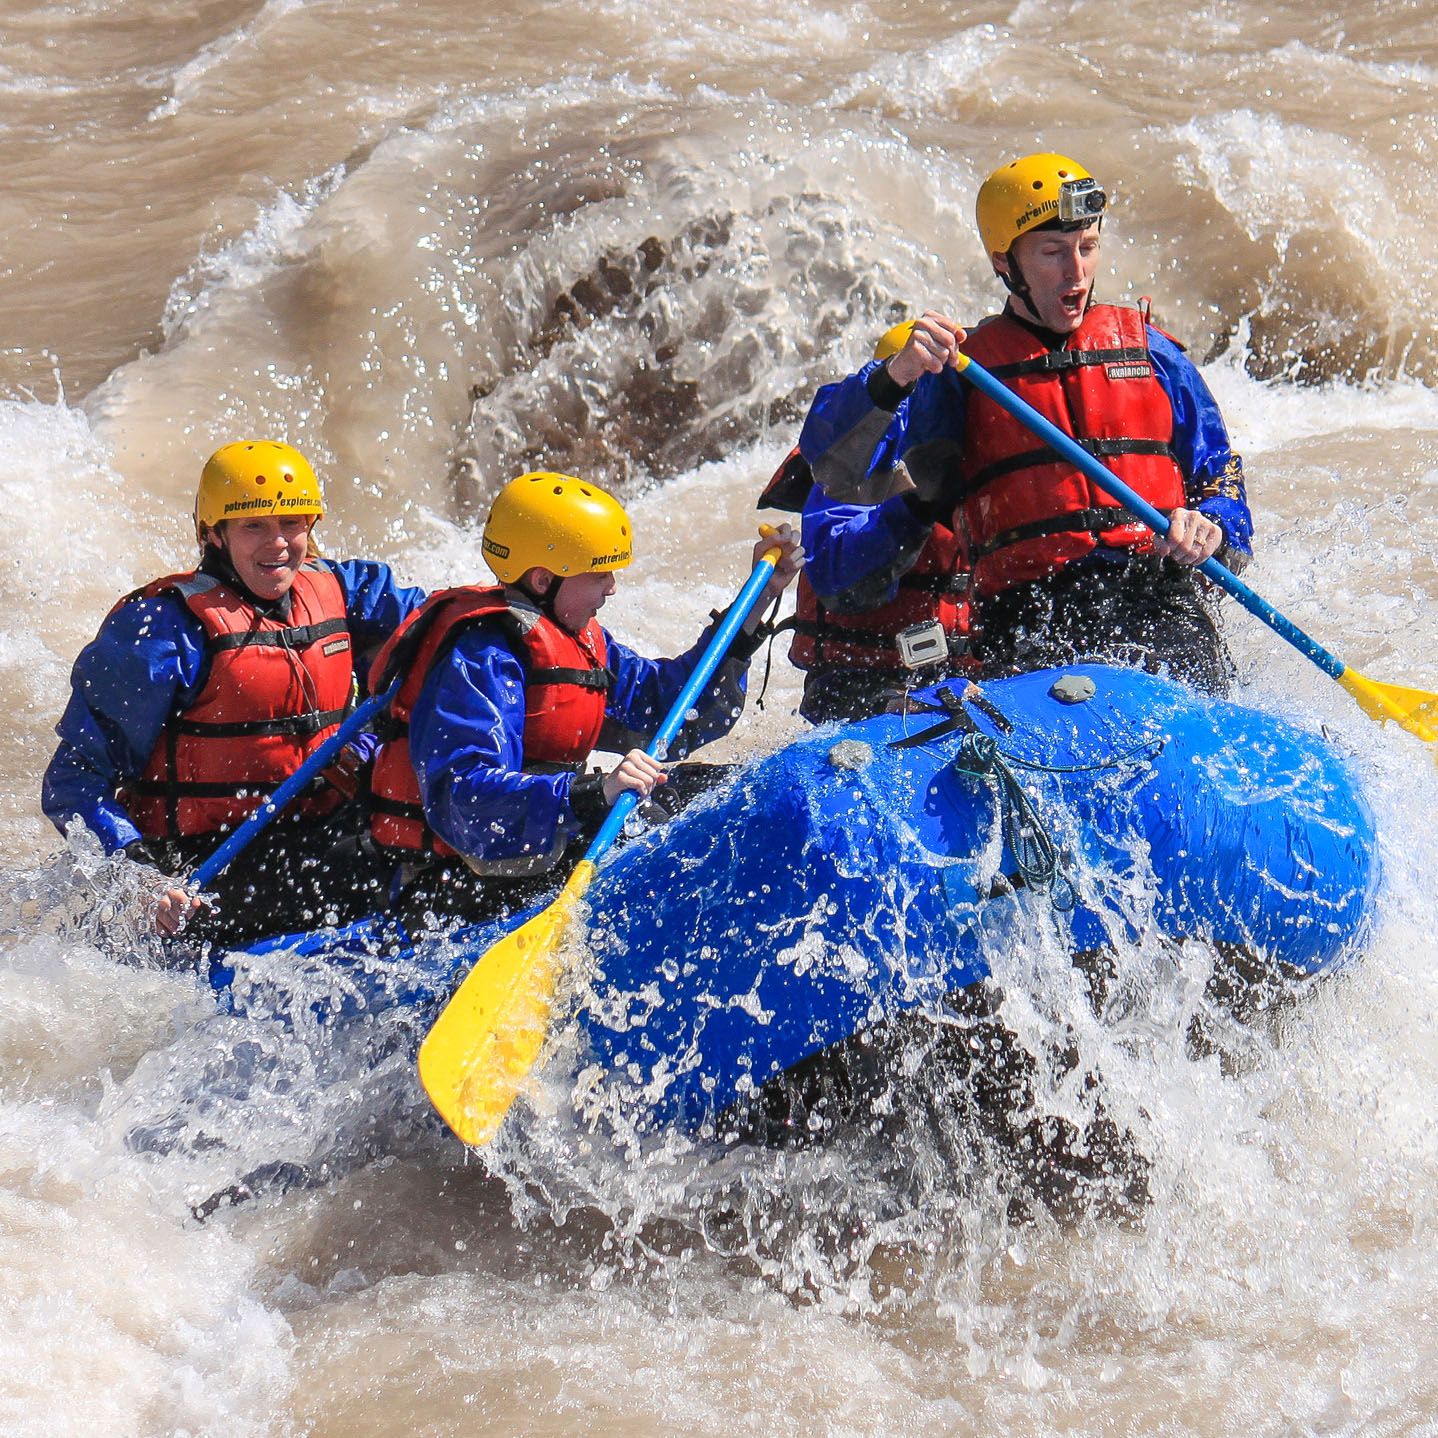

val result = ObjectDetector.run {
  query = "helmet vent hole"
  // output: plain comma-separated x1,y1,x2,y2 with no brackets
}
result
552,485,564,495
255,474,268,486
1031,180,1043,189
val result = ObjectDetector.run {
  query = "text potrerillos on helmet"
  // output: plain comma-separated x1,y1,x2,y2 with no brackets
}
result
482,472,633,584
195,441,325,541
976,153,1107,257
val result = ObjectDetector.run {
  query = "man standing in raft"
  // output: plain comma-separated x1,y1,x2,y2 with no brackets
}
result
798,153,1254,696
43,441,425,946
366,471,803,930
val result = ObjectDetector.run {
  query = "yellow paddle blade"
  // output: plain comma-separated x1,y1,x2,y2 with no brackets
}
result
417,859,597,1146
1337,667,1438,743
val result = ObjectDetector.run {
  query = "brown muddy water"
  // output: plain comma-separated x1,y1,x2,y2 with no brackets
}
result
2,2,1437,1434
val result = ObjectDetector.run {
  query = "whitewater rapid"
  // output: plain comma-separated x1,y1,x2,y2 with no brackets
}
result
3,1,1437,1433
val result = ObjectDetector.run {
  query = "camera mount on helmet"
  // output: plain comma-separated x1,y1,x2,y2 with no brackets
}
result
1058,177,1107,226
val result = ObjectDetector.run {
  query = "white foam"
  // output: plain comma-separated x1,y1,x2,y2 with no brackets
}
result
1200,341,1438,455
826,25,1010,114
1177,110,1391,247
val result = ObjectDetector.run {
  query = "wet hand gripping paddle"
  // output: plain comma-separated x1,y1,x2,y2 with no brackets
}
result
953,350,1438,743
418,540,785,1146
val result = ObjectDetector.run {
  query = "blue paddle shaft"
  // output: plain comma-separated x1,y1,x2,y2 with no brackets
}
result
582,555,779,863
956,354,1346,680
191,678,400,890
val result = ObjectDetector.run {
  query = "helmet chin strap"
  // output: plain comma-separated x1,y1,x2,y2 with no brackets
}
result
997,251,1035,318
518,570,568,625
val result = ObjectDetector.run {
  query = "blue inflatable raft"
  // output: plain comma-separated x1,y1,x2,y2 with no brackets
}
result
216,663,1379,1134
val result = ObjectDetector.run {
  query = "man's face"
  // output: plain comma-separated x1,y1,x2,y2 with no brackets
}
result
997,223,1102,334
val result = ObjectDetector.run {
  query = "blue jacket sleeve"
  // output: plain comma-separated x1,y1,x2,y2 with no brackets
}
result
407,625,581,867
801,485,936,611
597,623,749,757
406,615,757,867
796,355,963,609
1147,329,1254,557
894,364,970,485
41,596,209,854
798,360,925,504
798,361,906,465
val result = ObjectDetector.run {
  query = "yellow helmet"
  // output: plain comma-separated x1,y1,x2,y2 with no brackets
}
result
975,153,1106,257
195,441,324,537
873,320,917,362
482,471,633,584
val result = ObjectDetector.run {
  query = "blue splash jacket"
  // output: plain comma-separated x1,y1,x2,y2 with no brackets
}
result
404,615,753,867
43,558,426,854
798,328,1253,607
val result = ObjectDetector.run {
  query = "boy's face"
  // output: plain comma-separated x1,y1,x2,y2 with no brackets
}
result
551,569,618,632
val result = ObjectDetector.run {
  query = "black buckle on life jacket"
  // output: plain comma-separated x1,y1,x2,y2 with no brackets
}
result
1035,348,1082,371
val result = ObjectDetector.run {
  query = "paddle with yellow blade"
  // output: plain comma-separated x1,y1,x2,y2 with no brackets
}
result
954,350,1438,742
418,538,786,1145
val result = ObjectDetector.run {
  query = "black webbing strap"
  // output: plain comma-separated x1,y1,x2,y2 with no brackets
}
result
206,617,348,652
784,615,901,656
888,681,1015,749
172,707,347,739
130,778,288,800
368,792,423,820
971,505,1150,559
889,685,977,749
528,665,610,690
985,345,1152,380
964,437,1177,499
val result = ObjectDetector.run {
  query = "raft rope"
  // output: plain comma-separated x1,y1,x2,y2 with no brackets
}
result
887,682,1165,911
949,732,1167,912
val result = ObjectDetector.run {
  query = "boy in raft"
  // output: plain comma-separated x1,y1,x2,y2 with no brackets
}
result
365,470,803,930
42,441,425,948
797,152,1254,700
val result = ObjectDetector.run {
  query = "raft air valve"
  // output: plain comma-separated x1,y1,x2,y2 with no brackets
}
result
1050,674,1097,705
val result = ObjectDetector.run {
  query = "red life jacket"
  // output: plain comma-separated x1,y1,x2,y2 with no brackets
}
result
955,304,1187,597
367,585,610,856
120,563,354,840
786,523,971,674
